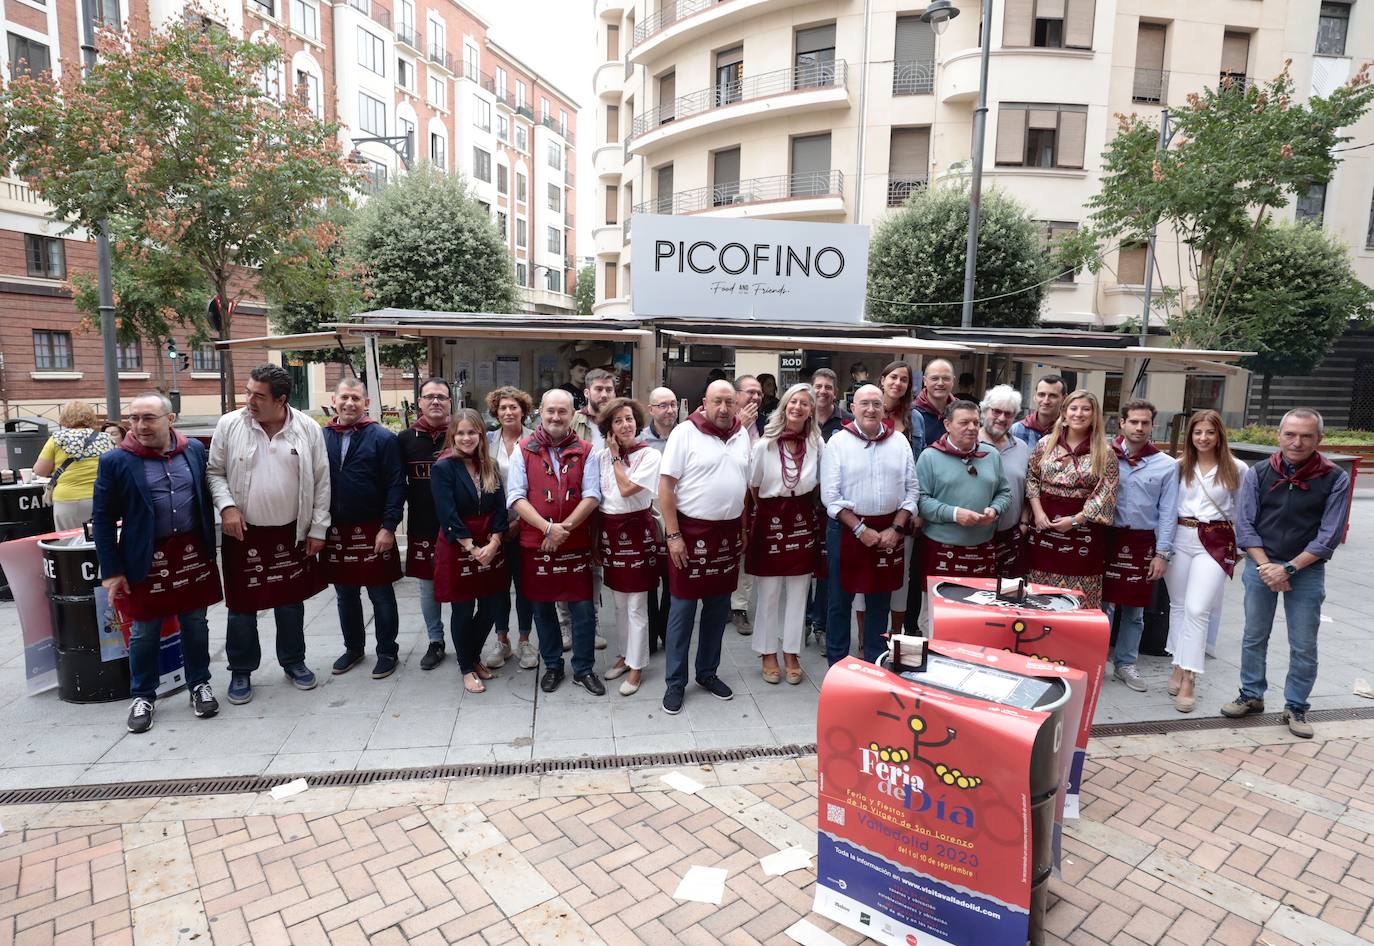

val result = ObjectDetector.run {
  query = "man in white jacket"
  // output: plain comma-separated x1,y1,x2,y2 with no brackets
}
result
208,363,331,705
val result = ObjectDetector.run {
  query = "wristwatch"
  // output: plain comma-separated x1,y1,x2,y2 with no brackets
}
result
1282,561,1298,577
1158,550,1174,563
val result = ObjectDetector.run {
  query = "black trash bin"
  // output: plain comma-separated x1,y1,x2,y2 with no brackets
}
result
0,479,55,600
2,416,55,473
39,534,130,703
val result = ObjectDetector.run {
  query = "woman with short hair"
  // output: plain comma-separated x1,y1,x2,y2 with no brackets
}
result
33,399,118,529
485,386,536,669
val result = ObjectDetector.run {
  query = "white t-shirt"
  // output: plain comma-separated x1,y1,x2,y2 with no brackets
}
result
659,420,751,520
490,430,522,483
596,445,661,515
749,436,822,499
244,421,301,527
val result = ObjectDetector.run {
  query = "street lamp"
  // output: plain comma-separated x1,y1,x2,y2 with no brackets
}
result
348,135,414,171
924,0,992,331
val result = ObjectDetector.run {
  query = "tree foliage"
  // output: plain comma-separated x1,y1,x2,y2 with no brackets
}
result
0,8,356,406
867,184,1048,327
574,263,595,316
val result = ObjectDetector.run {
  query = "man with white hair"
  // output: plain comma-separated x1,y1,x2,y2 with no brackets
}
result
980,384,1031,574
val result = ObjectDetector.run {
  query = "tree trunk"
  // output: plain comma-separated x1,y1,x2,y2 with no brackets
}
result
1259,373,1273,426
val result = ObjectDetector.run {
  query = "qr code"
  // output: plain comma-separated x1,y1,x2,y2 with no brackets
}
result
826,804,845,825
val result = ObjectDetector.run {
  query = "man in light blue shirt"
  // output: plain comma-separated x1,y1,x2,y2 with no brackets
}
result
1105,399,1178,692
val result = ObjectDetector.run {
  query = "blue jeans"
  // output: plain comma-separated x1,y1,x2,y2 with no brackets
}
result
417,578,449,644
664,593,730,690
130,608,211,701
493,540,534,636
1107,604,1146,668
1240,558,1325,713
532,598,595,677
826,519,891,665
451,596,500,674
225,603,305,674
335,583,399,658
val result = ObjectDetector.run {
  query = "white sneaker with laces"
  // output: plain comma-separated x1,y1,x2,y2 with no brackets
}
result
517,640,538,670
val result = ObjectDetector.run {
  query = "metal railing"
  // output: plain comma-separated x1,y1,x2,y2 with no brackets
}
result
479,71,496,93
3,179,40,204
886,175,927,207
633,169,844,215
629,61,847,140
1131,67,1169,104
1219,71,1248,92
345,0,391,29
395,23,420,48
516,104,534,120
633,0,723,47
892,59,934,95
624,56,634,80
538,113,575,144
429,45,454,72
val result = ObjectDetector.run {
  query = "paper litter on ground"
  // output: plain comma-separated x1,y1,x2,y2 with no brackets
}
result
784,918,847,946
1320,614,1334,623
269,778,309,800
1354,678,1374,699
760,847,813,876
660,771,705,795
673,865,728,905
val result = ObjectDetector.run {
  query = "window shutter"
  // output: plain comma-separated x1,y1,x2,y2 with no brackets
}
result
715,45,744,69
1003,0,1034,47
889,127,931,174
1056,108,1087,168
713,147,741,187
894,16,935,63
606,25,618,60
657,72,675,117
1064,0,1095,49
1028,108,1059,130
605,185,618,224
1221,31,1249,75
606,105,618,144
656,164,674,211
1135,23,1166,71
605,262,617,299
1038,0,1066,19
791,133,831,175
995,106,1026,164
1118,244,1147,284
795,24,836,54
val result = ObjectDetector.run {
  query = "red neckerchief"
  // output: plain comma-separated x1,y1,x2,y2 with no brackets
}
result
775,428,809,489
931,434,987,460
1112,436,1159,468
411,415,448,436
688,407,741,442
1055,435,1092,458
1268,451,1335,492
526,424,579,454
1021,412,1054,435
841,420,894,448
327,415,375,434
119,429,189,459
615,439,649,457
914,388,945,420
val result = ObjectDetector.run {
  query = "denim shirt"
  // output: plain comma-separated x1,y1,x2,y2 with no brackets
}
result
143,452,196,541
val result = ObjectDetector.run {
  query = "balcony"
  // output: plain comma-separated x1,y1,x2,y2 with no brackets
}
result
1,177,50,215
595,61,622,100
594,0,625,19
521,285,574,314
886,175,927,208
495,90,516,111
627,61,849,155
892,60,934,95
629,0,795,64
632,170,845,219
429,45,454,73
516,104,534,120
538,113,575,145
594,144,622,178
593,223,623,257
395,23,421,52
1132,67,1169,104
345,0,391,30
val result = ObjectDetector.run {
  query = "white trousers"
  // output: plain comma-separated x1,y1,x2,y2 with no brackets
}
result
611,589,650,670
732,570,754,612
752,575,810,656
1163,525,1229,674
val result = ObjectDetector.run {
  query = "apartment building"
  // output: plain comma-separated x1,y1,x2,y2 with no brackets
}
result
0,0,577,421
593,0,1373,423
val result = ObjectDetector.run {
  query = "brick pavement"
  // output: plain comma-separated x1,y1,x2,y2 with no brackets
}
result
2,718,1373,945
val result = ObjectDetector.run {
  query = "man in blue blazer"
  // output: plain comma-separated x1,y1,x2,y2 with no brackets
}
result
93,392,223,734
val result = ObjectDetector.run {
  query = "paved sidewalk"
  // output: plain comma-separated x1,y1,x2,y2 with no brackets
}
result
3,718,1374,945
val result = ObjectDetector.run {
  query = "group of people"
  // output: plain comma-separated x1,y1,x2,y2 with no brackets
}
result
85,359,1349,740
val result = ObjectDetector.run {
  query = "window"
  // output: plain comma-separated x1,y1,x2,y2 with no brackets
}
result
495,66,508,98
605,105,619,145
257,58,282,99
794,24,836,87
656,71,676,123
497,164,508,194
25,235,64,279
515,124,528,151
516,218,527,247
396,117,415,161
515,262,528,285
516,79,526,108
604,261,617,299
95,0,120,28
430,132,446,167
496,210,507,235
429,17,447,59
541,96,551,120
1003,0,1094,50
715,46,743,105
474,96,491,131
605,184,618,225
516,172,527,203
363,159,388,193
560,109,569,135
1220,31,1250,89
1117,243,1148,284
192,343,219,372
994,103,1088,169
712,147,741,206
497,114,509,140
547,226,561,253
790,133,832,196
358,92,386,134
548,183,561,212
116,340,142,372
472,147,491,182
7,34,52,78
1317,2,1350,55
428,74,446,108
1296,182,1327,225
296,70,322,116
606,24,619,60
1132,23,1167,103
893,16,935,94
654,164,674,212
1037,221,1080,282
464,41,479,80
478,200,490,216
546,268,562,293
887,127,930,206
249,0,275,17
547,141,562,170
397,57,414,90
290,0,318,39
357,27,385,75
32,331,73,371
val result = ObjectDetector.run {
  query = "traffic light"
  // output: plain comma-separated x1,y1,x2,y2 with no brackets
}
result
180,355,190,372
167,338,178,361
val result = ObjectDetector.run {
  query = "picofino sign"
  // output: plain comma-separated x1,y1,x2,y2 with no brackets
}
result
630,213,869,322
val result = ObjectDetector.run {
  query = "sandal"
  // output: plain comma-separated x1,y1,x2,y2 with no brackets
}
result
761,655,782,685
463,673,486,694
474,662,494,681
784,655,803,685
1167,667,1184,697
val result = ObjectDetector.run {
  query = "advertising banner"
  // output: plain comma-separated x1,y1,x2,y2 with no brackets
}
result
0,527,82,694
816,657,1045,946
926,577,1110,818
629,214,869,322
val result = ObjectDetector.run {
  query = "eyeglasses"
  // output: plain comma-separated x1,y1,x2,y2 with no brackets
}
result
651,401,678,409
419,394,451,402
128,414,168,424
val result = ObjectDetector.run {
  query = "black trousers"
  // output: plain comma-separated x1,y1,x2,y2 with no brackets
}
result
646,572,670,651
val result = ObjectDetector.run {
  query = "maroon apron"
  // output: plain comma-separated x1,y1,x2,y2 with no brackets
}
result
745,494,821,578
433,516,509,603
1102,526,1157,607
1027,494,1103,577
923,537,1000,580
123,532,223,621
321,519,403,587
221,522,326,613
521,535,594,603
1196,521,1238,578
405,533,437,580
839,512,905,594
668,513,744,600
994,526,1025,576
599,508,660,594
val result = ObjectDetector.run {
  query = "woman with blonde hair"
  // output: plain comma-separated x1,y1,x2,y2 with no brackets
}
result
1025,390,1119,609
431,408,509,694
484,385,536,669
1164,410,1247,712
33,399,118,529
747,383,823,684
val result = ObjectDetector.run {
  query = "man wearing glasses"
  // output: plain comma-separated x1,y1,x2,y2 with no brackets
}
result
640,386,679,651
979,385,1031,576
399,377,454,671
93,393,223,733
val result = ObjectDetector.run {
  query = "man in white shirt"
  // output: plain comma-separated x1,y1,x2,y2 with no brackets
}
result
658,379,752,714
207,364,331,705
820,384,919,664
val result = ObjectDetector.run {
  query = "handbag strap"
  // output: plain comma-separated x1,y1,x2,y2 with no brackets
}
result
1191,465,1234,526
54,429,101,476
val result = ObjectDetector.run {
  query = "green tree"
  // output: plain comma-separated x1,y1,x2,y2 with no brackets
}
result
0,9,357,407
867,184,1049,327
574,263,595,315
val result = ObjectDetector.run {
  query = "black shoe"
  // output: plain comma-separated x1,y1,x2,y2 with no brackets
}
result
226,673,252,705
332,651,364,675
284,663,317,690
662,686,685,715
127,697,155,734
189,683,219,719
371,655,398,679
420,641,445,671
574,672,606,696
540,668,565,693
696,676,734,701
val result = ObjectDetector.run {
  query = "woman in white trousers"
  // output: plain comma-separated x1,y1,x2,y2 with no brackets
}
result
748,384,823,684
1164,410,1246,712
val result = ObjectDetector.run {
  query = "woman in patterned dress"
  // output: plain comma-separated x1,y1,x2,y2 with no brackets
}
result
1024,390,1119,609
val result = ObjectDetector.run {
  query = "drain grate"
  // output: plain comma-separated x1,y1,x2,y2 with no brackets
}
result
1088,704,1374,738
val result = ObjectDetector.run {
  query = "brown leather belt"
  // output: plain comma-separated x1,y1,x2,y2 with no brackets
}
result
1177,517,1228,528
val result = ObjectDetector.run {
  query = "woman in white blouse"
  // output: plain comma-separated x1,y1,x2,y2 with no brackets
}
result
594,398,663,696
747,384,823,684
485,386,536,670
1164,410,1247,712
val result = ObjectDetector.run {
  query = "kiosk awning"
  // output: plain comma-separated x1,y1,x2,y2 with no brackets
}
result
962,342,1255,374
659,329,972,356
